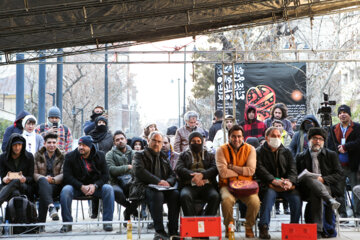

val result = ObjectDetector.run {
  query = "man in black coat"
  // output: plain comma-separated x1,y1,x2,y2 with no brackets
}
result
59,136,114,232
208,110,223,142
0,133,34,204
327,104,360,217
256,127,301,239
175,131,220,217
296,127,342,237
130,131,179,240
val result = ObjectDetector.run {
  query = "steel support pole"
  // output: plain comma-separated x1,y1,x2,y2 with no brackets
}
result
16,54,25,116
104,44,109,111
56,48,63,118
38,51,46,124
183,46,186,123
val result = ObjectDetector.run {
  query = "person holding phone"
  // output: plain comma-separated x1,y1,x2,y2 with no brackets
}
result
36,106,73,153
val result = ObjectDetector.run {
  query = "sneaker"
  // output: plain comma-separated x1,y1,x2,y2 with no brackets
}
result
60,225,72,233
154,230,169,240
49,206,59,221
275,209,280,215
103,223,113,232
284,208,290,215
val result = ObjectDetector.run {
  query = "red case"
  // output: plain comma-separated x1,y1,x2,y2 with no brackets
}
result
180,216,222,239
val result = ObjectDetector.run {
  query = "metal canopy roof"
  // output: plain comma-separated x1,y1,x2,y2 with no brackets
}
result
0,0,359,55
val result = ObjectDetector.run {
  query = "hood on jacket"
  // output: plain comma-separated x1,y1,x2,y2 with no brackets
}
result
299,114,320,131
244,104,258,123
4,133,27,159
14,110,30,130
131,137,145,150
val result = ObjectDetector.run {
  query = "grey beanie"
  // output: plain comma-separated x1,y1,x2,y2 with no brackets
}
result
48,106,61,119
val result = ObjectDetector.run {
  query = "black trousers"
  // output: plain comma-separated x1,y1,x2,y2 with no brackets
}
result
180,184,220,216
145,188,180,234
36,178,63,222
113,185,138,214
0,179,34,205
302,177,333,232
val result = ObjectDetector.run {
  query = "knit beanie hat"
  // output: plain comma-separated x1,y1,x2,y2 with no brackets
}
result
48,106,61,119
188,131,204,144
338,104,351,116
78,136,93,148
95,116,108,125
307,127,327,141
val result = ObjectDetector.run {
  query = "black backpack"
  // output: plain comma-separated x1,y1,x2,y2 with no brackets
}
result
4,196,38,234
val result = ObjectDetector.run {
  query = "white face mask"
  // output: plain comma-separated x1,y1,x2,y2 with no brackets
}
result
268,137,282,149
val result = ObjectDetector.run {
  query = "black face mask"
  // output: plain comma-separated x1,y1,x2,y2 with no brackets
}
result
190,143,202,153
96,125,107,132
304,123,313,132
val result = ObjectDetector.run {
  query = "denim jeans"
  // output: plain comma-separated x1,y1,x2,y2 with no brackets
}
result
259,188,301,227
60,184,114,222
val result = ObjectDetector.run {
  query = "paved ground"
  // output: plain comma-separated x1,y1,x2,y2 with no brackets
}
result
1,200,360,239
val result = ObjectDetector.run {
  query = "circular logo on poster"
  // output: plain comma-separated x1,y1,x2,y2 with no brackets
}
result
246,85,276,121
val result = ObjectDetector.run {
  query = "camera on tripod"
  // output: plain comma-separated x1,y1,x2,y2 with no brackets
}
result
317,93,336,127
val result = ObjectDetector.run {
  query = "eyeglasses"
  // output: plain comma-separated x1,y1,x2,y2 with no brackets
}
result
312,137,324,142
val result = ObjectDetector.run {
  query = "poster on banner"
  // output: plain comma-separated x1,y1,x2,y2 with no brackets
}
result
214,63,307,123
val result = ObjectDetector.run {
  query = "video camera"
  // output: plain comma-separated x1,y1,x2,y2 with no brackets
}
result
317,93,336,127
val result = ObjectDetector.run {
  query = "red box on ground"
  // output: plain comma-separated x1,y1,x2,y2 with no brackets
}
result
282,223,317,240
180,216,222,239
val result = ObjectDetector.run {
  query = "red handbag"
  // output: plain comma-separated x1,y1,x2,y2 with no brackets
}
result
226,145,259,197
228,179,259,197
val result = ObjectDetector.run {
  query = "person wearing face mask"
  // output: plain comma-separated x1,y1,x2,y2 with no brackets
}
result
83,105,105,135
88,116,113,153
36,106,73,153
174,111,205,153
289,114,320,157
175,131,220,218
88,116,113,218
272,120,291,148
256,127,301,239
296,127,343,238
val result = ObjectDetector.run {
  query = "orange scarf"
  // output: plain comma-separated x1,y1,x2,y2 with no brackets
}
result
219,143,252,187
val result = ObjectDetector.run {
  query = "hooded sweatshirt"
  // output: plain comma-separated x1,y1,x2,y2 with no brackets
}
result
1,110,30,152
289,114,320,157
240,104,267,141
0,133,34,184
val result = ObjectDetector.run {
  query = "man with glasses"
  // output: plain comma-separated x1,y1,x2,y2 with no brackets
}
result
296,127,343,238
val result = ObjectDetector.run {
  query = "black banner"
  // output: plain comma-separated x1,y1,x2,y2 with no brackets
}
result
215,63,306,123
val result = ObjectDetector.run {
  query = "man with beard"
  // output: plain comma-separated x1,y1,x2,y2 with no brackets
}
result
36,106,73,153
208,110,223,142
174,111,205,153
130,132,179,240
60,136,114,232
216,125,260,238
327,104,360,218
106,130,138,222
240,104,267,141
175,132,220,217
296,127,342,238
83,106,105,135
0,133,35,204
256,127,301,239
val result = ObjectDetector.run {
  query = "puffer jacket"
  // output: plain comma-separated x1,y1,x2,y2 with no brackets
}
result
289,114,320,157
129,147,177,199
106,145,135,185
34,146,64,184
